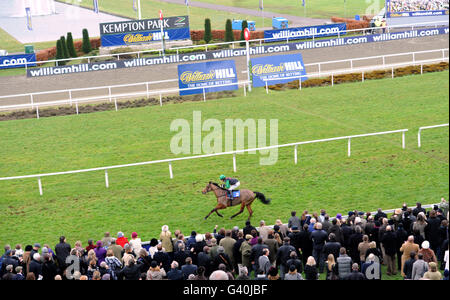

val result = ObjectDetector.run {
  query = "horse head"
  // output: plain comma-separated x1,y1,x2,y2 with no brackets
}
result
202,182,213,194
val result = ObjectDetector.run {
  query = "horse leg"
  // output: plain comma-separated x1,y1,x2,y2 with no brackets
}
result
204,208,216,220
215,204,226,218
230,202,245,220
246,204,254,221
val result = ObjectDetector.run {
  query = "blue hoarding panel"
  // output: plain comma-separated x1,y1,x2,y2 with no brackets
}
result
178,60,238,96
265,23,346,42
0,53,36,69
251,53,307,88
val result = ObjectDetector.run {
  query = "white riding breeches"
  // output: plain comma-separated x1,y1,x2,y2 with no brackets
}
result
228,182,240,191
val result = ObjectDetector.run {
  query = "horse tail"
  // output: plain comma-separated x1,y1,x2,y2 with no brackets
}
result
254,191,271,205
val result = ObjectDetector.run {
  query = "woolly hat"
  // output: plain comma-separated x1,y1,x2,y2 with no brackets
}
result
117,232,124,238
132,232,138,238
422,241,430,249
336,213,342,220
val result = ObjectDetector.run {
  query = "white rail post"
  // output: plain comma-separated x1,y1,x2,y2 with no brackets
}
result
348,138,351,157
265,81,269,94
105,170,109,188
38,177,43,196
243,83,247,97
382,56,385,67
421,64,423,74
159,93,163,106
169,162,173,179
331,73,334,87
392,67,394,78
36,106,39,119
318,64,321,77
233,153,237,172
418,128,422,148
350,60,353,70
76,102,79,115
203,88,206,102
402,131,406,149
30,94,34,109
108,87,112,102
294,145,298,165
69,90,72,106
114,98,118,111
362,71,365,82
412,53,415,63
146,83,150,99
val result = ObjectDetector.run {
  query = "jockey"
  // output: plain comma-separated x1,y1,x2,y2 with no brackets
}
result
219,175,240,198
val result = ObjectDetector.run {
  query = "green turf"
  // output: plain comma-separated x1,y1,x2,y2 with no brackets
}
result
194,0,385,19
0,71,448,257
57,0,270,30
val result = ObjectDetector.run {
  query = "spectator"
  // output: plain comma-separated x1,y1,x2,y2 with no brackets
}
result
213,226,226,245
374,208,387,222
129,232,143,257
213,246,233,273
173,243,190,269
337,247,352,279
85,240,95,253
264,231,279,265
136,248,151,274
104,249,122,280
0,250,18,276
173,233,186,252
325,254,339,280
219,230,236,268
345,263,365,280
425,210,441,253
153,244,171,273
267,266,280,280
287,226,302,257
148,238,159,259
276,237,296,279
438,197,448,217
358,235,371,264
254,269,268,280
286,251,303,274
328,218,344,245
98,261,112,278
403,251,417,280
311,222,328,273
380,225,397,276
258,220,271,241
26,273,36,280
288,211,301,230
55,236,71,271
395,223,408,271
101,232,113,248
209,238,219,259
400,236,420,277
321,215,332,233
167,261,183,280
218,263,234,280
239,235,253,273
443,269,449,281
412,253,429,280
122,244,135,267
243,220,257,237
94,241,107,265
209,270,229,280
2,265,14,280
284,264,303,280
29,253,42,279
197,246,213,277
186,231,197,250
236,266,250,280
364,241,382,263
41,254,58,280
194,266,207,280
231,226,240,241
86,258,99,280
108,239,123,261
118,258,140,280
250,237,268,273
116,232,129,248
13,266,25,280
275,219,289,238
304,256,318,280
418,241,437,264
258,248,271,275
412,202,426,217
349,225,363,265
147,260,166,280
159,226,173,258
422,262,442,280
299,224,313,266
413,213,427,239
361,254,381,280
181,257,197,280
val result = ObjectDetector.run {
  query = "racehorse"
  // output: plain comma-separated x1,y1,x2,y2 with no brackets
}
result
202,182,271,221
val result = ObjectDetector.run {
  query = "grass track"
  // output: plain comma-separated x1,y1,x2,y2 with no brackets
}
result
0,71,448,251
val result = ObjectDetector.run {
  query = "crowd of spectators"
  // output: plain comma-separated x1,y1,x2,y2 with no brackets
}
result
0,198,448,281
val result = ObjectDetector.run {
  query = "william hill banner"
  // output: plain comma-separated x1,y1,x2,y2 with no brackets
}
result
178,60,238,96
251,53,307,87
100,16,190,47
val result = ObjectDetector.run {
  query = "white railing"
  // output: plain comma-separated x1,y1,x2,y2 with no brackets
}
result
0,128,409,195
0,81,250,118
263,56,448,93
418,123,449,147
0,48,447,115
0,20,447,70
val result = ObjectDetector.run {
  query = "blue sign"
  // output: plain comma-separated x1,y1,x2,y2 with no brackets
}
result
178,60,238,96
251,53,307,87
265,23,346,42
0,53,36,69
101,27,190,47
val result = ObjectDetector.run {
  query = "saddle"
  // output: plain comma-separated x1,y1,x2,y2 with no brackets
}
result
226,190,240,205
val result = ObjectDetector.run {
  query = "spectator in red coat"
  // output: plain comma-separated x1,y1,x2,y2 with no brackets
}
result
85,240,96,252
116,232,129,248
